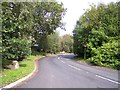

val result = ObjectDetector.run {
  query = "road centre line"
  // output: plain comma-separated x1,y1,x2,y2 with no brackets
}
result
59,57,119,85
68,64,120,85
68,64,81,71
96,75,120,85
60,60,81,71
61,60,65,63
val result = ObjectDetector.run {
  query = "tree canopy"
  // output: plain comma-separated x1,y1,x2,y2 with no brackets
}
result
60,34,73,53
73,2,119,69
2,1,66,66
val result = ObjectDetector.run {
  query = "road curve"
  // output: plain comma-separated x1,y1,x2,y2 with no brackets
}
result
15,54,119,88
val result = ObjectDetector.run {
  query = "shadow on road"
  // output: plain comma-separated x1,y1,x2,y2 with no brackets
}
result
58,54,76,60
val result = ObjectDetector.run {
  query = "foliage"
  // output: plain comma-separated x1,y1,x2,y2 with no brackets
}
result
2,39,31,61
73,2,119,69
47,32,61,53
60,34,73,53
2,2,66,67
35,33,73,54
32,2,66,52
2,2,34,66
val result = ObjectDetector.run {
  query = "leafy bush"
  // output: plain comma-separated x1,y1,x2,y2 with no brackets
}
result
2,39,31,62
2,59,12,68
87,40,120,69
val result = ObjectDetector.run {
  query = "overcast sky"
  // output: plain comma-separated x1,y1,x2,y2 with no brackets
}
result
56,0,118,36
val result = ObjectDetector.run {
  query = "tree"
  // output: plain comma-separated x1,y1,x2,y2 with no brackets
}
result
2,2,34,64
47,32,61,53
73,2,119,69
2,1,66,67
60,34,73,53
32,2,66,52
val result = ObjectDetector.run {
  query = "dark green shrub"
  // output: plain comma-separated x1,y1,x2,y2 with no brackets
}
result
87,40,119,69
2,59,12,68
2,38,31,62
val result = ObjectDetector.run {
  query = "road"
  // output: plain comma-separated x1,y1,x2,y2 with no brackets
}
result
15,54,119,88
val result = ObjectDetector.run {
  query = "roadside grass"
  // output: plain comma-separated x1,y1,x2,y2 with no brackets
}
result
0,55,44,87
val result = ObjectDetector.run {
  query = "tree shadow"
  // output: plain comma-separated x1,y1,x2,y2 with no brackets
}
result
58,54,76,60
19,64,27,67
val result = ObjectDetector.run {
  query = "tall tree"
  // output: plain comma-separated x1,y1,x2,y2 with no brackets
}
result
2,1,66,67
73,2,119,69
60,34,73,53
2,2,34,63
33,2,66,52
47,32,61,53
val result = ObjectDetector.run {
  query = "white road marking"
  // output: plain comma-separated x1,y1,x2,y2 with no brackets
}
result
68,65,81,71
61,60,65,63
96,75,120,85
58,57,60,59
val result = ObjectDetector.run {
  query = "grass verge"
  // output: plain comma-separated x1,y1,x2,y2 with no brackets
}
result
0,55,44,87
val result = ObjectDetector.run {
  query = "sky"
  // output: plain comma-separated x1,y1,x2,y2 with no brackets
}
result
56,0,118,36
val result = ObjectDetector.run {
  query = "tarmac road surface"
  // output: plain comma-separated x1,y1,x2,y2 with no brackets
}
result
15,54,119,88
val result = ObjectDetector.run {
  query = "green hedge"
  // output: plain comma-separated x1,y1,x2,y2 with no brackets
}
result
2,39,31,66
87,40,120,69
